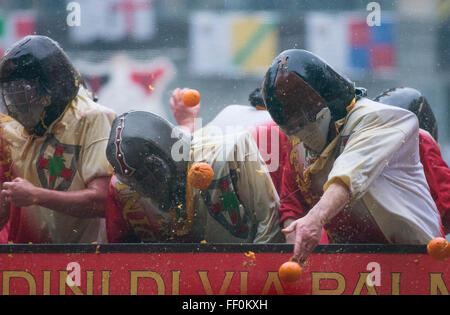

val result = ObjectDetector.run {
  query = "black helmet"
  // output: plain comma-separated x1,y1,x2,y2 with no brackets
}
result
248,87,264,108
106,111,191,210
262,49,356,134
0,35,80,135
374,87,438,141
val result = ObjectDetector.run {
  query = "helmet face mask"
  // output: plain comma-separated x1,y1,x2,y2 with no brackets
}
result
287,107,332,154
270,69,328,134
116,154,174,204
1,78,51,132
263,49,356,146
0,35,80,135
107,111,190,211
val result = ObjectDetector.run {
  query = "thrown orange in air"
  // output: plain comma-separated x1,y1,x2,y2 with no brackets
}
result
427,237,450,261
188,162,214,190
182,89,201,107
278,260,302,283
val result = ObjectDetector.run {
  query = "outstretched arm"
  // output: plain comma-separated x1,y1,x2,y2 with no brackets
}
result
1,176,110,218
282,180,350,263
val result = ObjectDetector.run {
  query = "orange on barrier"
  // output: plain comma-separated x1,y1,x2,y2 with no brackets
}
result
278,260,303,283
427,237,450,261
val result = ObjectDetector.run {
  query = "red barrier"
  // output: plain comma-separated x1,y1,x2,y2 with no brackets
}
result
0,244,448,295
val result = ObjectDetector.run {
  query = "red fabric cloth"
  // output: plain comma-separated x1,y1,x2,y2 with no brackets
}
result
251,122,329,244
106,122,331,244
0,221,9,244
105,176,134,243
250,122,306,223
0,132,14,244
419,130,450,234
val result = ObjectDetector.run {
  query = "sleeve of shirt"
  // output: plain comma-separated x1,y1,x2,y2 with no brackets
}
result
325,109,418,200
419,132,450,234
105,176,133,243
79,109,117,184
234,133,283,243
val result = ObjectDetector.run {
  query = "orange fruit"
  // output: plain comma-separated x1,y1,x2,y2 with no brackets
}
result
278,261,302,283
427,237,450,261
182,89,201,107
188,162,214,190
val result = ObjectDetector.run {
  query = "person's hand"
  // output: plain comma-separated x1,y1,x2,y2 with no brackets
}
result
0,182,8,208
282,210,323,264
1,177,40,207
283,218,297,244
169,88,201,133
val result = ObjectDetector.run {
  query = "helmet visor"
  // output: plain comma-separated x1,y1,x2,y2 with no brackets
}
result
0,79,50,131
265,69,328,136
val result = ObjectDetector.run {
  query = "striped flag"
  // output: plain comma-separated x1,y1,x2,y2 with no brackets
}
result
349,16,395,71
306,12,395,77
231,15,278,75
190,12,279,76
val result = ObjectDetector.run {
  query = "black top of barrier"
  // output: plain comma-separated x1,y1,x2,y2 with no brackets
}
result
0,244,427,254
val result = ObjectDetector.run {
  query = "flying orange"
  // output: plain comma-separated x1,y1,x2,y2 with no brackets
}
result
278,260,303,283
182,89,201,107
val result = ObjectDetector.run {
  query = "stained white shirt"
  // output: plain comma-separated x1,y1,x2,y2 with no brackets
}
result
314,98,442,244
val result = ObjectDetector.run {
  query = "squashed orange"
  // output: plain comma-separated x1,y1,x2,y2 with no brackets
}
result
188,162,214,190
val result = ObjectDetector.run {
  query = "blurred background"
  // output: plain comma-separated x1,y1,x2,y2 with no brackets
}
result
0,0,449,162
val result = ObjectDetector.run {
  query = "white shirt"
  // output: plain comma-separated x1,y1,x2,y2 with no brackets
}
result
207,105,273,135
311,98,442,244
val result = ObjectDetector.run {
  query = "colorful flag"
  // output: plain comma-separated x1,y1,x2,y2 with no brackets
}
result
306,12,395,76
190,11,279,76
349,16,395,71
230,14,278,75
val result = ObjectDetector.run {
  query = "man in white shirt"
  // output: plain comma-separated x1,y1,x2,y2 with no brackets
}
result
261,49,443,263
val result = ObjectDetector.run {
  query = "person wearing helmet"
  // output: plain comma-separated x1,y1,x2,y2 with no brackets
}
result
105,111,283,244
168,85,328,244
262,49,443,263
374,87,450,234
0,35,117,244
